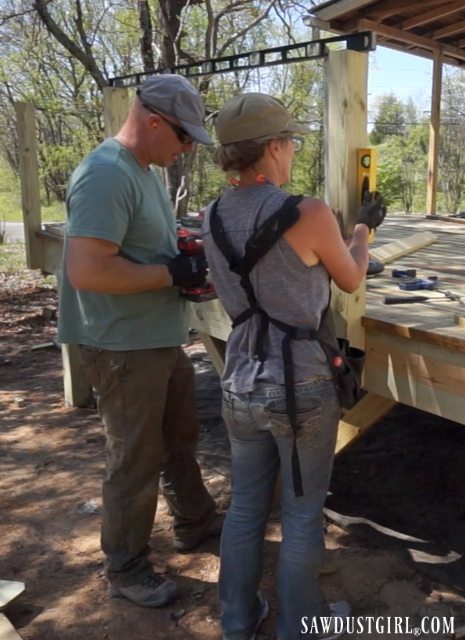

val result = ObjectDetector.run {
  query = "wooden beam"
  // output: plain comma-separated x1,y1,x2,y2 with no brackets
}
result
311,0,374,22
369,231,437,264
367,0,440,21
426,50,442,216
373,39,463,68
14,102,42,270
103,86,129,137
325,49,369,349
356,18,438,50
426,214,465,225
197,333,225,376
0,580,25,609
61,343,94,408
189,299,232,342
362,315,465,354
363,329,465,425
356,17,465,64
399,0,465,30
0,614,23,640
335,392,396,453
430,19,465,40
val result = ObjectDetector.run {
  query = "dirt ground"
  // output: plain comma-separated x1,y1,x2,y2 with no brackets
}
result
2,268,465,640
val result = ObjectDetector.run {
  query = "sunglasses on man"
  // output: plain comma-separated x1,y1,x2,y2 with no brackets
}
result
136,89,194,145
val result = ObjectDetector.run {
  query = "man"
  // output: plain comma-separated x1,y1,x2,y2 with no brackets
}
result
58,75,220,608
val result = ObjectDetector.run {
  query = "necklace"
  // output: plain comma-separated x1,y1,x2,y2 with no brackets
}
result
227,173,272,187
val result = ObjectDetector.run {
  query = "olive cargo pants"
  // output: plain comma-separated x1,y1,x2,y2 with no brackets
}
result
79,345,215,586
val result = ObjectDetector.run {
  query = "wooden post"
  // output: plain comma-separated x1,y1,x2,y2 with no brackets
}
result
15,102,42,269
103,87,129,137
426,49,442,216
325,49,369,349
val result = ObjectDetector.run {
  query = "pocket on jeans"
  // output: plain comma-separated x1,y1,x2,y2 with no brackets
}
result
266,399,322,448
222,394,258,437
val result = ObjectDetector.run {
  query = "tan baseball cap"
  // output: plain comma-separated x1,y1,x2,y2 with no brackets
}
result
215,93,311,144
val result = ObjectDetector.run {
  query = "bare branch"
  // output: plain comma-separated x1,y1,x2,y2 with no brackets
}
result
275,0,297,44
0,6,35,27
33,0,108,90
217,1,278,58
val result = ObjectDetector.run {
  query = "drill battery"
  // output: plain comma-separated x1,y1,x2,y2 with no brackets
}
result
177,226,216,302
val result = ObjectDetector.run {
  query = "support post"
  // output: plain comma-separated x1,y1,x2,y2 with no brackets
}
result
426,49,442,216
15,102,42,269
103,87,129,137
325,49,369,349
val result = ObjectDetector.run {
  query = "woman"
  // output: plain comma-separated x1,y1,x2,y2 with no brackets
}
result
202,93,385,640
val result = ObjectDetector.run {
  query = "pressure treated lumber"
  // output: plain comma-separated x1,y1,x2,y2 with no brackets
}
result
0,580,25,610
426,49,442,215
103,86,129,137
325,49,368,349
369,231,437,264
0,614,23,640
15,102,42,270
335,393,396,453
363,328,465,425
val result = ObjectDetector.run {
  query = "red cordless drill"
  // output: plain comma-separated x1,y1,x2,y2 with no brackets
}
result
176,227,216,302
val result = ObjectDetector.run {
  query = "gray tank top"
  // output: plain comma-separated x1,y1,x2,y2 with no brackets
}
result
202,183,332,393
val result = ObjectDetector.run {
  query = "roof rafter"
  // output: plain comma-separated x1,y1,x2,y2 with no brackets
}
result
310,0,375,21
399,0,465,31
430,19,465,40
357,17,465,63
367,0,439,22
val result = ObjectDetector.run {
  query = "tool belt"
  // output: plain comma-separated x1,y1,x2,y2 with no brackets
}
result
209,194,361,496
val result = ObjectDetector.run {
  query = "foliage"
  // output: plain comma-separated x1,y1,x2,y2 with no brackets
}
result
438,69,465,213
2,2,465,216
376,121,428,213
369,93,408,145
0,0,321,215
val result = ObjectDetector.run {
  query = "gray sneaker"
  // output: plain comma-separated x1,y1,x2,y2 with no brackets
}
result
108,572,177,608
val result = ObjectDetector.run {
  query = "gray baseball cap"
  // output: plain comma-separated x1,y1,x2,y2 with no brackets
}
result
138,74,213,145
215,93,311,144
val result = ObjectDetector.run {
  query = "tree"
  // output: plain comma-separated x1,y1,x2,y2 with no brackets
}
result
438,69,465,213
1,0,322,213
370,93,407,145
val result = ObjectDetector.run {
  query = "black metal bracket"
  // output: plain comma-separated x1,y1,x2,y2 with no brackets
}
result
109,31,376,88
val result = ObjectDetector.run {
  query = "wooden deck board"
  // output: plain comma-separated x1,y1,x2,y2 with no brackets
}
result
365,214,465,343
364,215,465,424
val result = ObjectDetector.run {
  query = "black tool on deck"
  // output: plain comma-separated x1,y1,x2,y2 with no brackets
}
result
384,295,430,305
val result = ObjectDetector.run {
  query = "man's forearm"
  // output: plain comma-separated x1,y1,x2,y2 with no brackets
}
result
68,254,173,293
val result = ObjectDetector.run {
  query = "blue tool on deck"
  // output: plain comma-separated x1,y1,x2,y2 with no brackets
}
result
398,275,438,291
385,272,465,305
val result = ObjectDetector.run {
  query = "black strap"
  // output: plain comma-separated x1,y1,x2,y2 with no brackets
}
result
208,193,317,497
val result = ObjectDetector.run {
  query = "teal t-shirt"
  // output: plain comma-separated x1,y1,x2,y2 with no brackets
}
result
58,138,189,350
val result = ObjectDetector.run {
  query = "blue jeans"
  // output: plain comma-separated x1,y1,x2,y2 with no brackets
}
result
219,379,340,640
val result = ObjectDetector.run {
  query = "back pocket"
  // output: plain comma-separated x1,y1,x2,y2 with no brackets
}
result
266,399,322,448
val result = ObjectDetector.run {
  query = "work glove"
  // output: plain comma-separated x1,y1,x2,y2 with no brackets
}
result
356,191,387,230
167,253,208,288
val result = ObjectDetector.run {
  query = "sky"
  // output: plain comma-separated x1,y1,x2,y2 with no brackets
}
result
367,46,433,118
